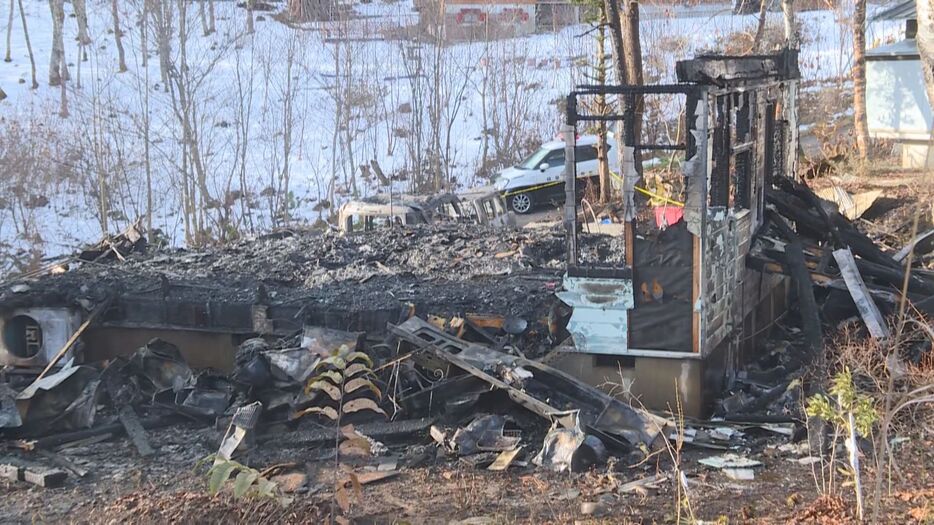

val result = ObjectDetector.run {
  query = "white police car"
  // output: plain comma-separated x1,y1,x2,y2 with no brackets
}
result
493,135,619,214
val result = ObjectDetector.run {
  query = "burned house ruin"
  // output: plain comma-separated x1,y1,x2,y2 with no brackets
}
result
555,50,800,416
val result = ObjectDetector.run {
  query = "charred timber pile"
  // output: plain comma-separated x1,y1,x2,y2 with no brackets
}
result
751,177,934,354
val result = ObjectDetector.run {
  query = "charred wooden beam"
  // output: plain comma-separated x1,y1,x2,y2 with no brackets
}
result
676,48,800,85
767,210,823,356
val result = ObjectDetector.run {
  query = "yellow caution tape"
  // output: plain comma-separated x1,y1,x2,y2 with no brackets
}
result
633,186,684,207
501,180,563,198
608,169,684,207
502,172,684,208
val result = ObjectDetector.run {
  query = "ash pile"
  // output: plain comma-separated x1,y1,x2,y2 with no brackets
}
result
1,222,566,320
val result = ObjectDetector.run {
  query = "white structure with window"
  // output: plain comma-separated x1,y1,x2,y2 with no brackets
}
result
867,1,934,168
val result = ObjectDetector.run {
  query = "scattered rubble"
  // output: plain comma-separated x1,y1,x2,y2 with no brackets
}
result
1,103,933,524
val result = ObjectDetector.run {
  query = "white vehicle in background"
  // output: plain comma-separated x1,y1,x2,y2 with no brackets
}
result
493,134,619,214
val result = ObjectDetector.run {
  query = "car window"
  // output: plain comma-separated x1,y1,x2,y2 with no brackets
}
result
516,147,550,169
543,149,565,167
574,144,599,162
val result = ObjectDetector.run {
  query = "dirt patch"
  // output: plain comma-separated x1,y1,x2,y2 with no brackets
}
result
90,491,325,524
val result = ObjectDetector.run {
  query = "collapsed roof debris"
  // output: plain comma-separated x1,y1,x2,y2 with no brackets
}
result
1,223,566,323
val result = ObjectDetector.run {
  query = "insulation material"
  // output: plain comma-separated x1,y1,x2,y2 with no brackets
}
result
684,97,709,237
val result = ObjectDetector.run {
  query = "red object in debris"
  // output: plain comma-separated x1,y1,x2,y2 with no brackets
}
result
544,281,557,292
654,206,684,229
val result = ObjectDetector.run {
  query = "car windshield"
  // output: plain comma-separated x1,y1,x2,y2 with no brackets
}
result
515,146,552,170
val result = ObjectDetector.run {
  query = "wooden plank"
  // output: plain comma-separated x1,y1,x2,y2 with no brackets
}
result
487,447,522,471
116,405,155,457
36,450,89,478
832,248,890,340
769,211,823,356
103,367,155,457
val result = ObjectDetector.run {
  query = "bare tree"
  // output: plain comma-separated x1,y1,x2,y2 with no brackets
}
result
853,0,869,159
15,0,35,88
233,41,256,232
164,0,238,244
134,3,154,236
918,0,934,110
484,39,547,172
276,34,300,221
150,0,174,90
207,0,215,34
754,0,768,51
4,0,12,62
604,0,626,81
782,0,796,47
621,1,642,89
246,0,254,34
198,0,209,36
48,0,68,86
289,0,334,21
141,0,148,67
73,0,91,45
579,0,612,202
621,0,643,164
58,57,68,117
112,0,128,72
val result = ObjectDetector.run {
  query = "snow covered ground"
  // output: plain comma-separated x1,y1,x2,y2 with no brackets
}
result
0,0,904,273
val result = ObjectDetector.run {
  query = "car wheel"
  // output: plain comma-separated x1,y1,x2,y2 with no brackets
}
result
510,193,533,214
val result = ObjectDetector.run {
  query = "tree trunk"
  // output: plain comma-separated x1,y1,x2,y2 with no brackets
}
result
621,1,642,86
280,46,295,223
207,0,215,33
853,0,869,159
137,0,153,239
48,0,68,86
603,0,626,82
58,55,68,117
621,0,643,164
73,0,91,45
246,0,254,33
918,0,934,110
152,1,172,91
15,0,35,88
782,0,796,47
4,0,13,62
111,0,127,72
199,0,209,36
753,0,768,51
